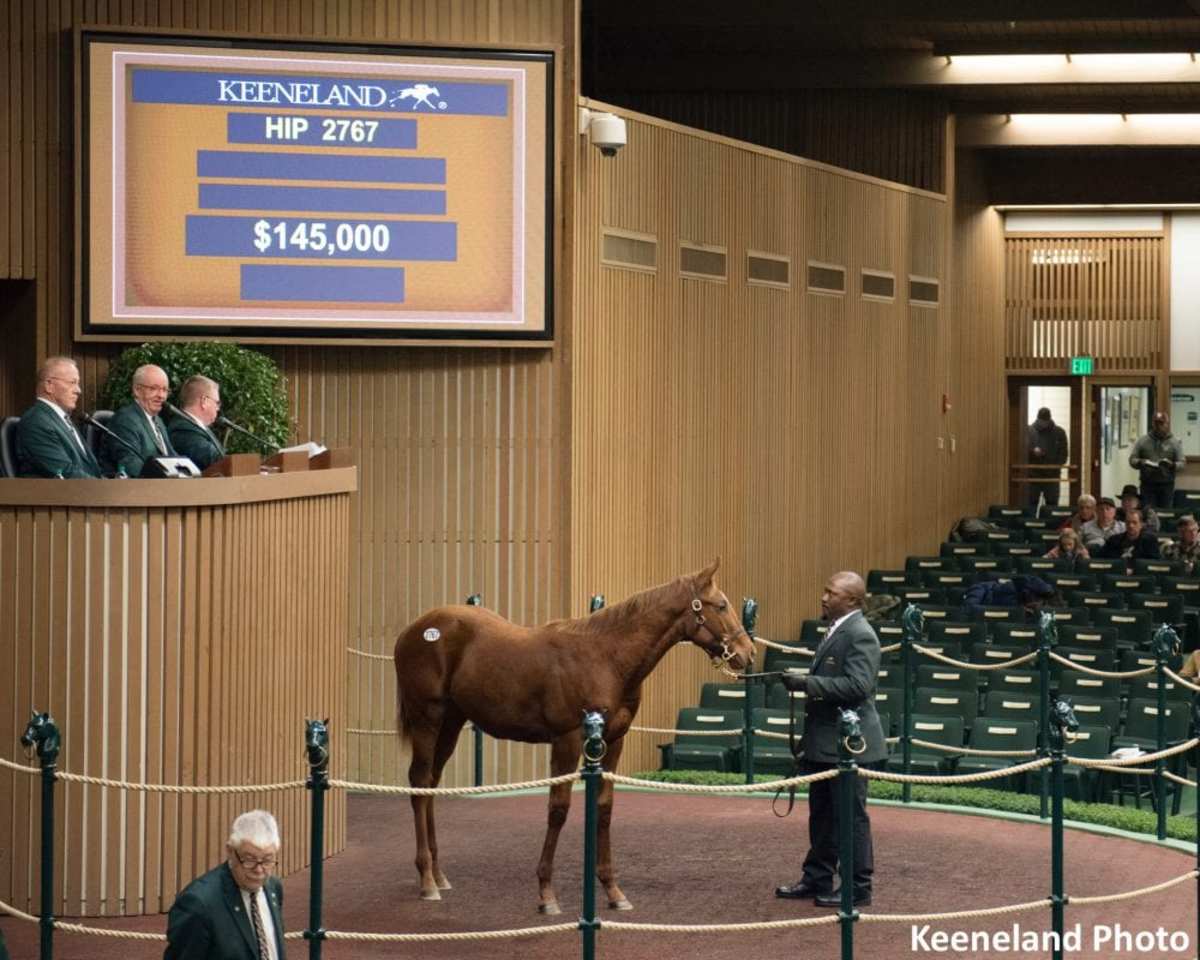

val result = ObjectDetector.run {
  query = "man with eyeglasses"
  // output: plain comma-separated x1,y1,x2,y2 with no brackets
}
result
101,363,178,477
165,809,285,959
15,356,102,478
168,375,226,471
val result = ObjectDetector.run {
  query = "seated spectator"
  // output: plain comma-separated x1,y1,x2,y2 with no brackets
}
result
1044,528,1089,565
1080,497,1124,550
1117,483,1160,533
1061,494,1096,534
964,575,1057,619
1099,509,1160,570
1162,514,1200,575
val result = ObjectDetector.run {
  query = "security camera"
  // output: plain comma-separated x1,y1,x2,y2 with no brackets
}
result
579,108,626,157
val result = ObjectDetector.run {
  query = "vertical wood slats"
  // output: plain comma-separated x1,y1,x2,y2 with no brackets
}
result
571,112,1005,774
0,488,351,917
1004,235,1165,372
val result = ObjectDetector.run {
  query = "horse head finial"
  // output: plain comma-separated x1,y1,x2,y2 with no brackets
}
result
20,710,61,766
1038,610,1058,649
589,594,606,613
465,593,482,607
1152,623,1179,660
304,717,330,773
741,597,758,637
1048,696,1079,751
838,708,866,757
902,603,924,643
581,710,607,765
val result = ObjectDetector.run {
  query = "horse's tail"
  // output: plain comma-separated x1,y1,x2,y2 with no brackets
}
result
393,636,411,747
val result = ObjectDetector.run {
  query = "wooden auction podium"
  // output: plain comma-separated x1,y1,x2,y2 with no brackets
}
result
0,460,356,917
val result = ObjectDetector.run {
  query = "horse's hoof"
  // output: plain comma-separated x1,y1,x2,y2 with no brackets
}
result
436,877,453,890
609,898,634,911
420,888,442,901
538,901,562,916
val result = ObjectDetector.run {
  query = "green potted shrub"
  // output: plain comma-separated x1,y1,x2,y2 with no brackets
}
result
98,342,292,455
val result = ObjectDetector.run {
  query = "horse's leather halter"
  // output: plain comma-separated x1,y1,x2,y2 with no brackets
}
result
687,595,746,668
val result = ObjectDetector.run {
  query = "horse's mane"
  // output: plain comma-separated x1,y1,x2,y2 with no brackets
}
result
543,573,693,639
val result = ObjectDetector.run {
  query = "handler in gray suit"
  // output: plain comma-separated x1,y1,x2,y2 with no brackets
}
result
774,571,886,908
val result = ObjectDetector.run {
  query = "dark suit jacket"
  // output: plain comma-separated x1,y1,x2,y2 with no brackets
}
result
15,401,102,478
101,402,177,478
164,862,285,960
168,414,226,471
802,610,887,764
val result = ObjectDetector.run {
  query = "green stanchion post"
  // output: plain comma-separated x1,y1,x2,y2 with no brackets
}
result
579,711,606,960
1152,624,1179,841
1047,696,1078,960
1037,611,1057,820
19,711,60,960
901,604,923,804
836,708,864,960
589,594,605,613
742,598,759,785
303,719,330,960
466,593,484,786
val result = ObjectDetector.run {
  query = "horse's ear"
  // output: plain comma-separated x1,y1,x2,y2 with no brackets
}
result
697,557,720,585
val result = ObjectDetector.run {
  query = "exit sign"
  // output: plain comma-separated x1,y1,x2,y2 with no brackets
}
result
1070,356,1094,375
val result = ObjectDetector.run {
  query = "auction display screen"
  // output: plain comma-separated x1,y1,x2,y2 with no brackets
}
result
80,34,553,342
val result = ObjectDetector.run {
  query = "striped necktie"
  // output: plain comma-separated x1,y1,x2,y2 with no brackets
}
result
248,889,271,959
149,415,167,455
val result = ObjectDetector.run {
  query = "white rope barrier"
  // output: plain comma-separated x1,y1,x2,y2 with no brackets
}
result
1070,738,1199,768
347,728,396,736
913,644,1039,671
603,770,839,793
627,725,742,736
909,737,1035,758
1068,870,1198,906
1047,651,1156,679
327,772,580,796
319,923,579,942
1162,666,1200,693
752,635,815,656
861,756,1052,785
53,772,306,794
346,646,392,661
857,897,1050,924
1163,770,1198,788
0,756,39,776
604,915,840,933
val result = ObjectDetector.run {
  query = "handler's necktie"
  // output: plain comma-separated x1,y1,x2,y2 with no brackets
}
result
248,890,271,960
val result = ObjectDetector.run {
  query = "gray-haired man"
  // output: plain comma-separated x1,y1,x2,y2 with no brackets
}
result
165,809,285,960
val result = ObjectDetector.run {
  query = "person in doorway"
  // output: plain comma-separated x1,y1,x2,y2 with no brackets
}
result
773,572,885,908
1026,407,1069,510
1129,412,1186,509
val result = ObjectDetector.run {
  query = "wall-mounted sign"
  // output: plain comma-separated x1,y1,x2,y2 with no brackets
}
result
1070,356,1094,375
79,33,554,344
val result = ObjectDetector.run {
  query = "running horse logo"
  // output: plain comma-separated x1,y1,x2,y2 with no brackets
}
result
391,83,441,110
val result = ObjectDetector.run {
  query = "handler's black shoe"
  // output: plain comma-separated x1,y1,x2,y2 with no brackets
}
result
814,889,871,908
774,881,828,900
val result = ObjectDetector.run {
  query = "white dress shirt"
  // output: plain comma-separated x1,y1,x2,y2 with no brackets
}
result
239,886,279,960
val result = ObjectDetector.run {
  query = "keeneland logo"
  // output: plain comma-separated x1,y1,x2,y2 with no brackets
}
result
390,83,446,110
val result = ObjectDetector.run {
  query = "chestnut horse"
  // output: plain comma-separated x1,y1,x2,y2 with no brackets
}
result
393,559,755,914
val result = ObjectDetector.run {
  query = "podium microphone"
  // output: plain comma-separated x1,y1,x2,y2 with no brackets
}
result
216,415,276,453
83,413,141,457
164,401,186,419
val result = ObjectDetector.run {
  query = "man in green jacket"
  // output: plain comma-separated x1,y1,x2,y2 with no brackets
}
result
167,375,226,471
1129,412,1186,509
101,363,177,477
164,809,285,960
15,356,102,478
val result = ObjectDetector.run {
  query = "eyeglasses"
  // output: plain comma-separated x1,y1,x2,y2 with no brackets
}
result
233,850,277,871
46,376,80,388
202,395,222,408
135,384,169,394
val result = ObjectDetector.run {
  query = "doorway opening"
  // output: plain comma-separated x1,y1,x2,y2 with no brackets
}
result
1090,385,1153,500
1007,377,1081,510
